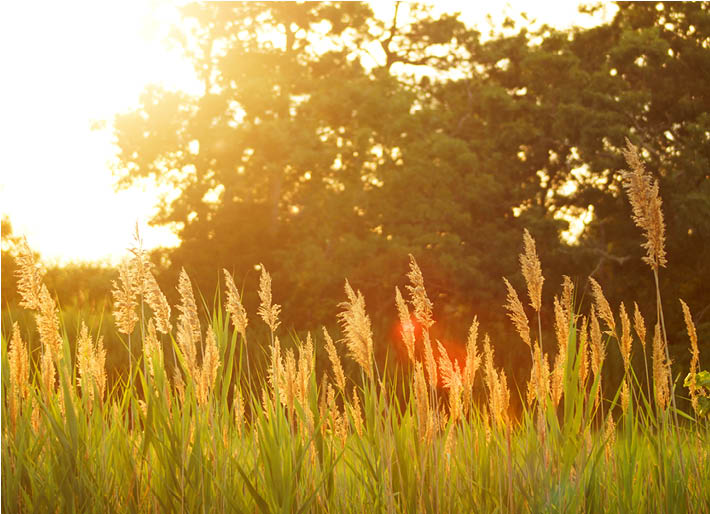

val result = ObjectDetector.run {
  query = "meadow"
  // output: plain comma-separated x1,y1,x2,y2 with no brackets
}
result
2,141,709,513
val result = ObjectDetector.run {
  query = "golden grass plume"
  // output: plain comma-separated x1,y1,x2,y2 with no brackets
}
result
622,139,667,270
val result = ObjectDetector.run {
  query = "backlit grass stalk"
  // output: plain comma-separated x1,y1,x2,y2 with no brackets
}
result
622,138,687,479
5,161,710,511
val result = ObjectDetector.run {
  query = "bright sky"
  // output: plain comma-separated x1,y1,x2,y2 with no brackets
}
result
0,1,615,266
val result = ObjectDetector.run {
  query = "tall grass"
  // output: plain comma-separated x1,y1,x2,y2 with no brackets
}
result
2,141,710,512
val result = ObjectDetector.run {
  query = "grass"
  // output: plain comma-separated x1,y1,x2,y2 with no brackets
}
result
2,140,710,513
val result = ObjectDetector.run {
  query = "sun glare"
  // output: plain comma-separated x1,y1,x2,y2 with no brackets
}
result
0,0,197,265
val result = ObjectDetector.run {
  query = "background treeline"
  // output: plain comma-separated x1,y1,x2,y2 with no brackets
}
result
2,2,710,395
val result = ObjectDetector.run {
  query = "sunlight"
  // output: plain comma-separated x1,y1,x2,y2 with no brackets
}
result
0,1,615,265
0,0,198,264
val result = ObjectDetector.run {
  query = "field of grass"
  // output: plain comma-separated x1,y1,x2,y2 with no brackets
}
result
2,141,709,513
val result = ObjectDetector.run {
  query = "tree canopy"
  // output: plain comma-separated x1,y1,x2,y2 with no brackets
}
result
112,2,710,368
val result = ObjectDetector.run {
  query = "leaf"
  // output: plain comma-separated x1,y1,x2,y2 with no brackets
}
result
698,397,710,418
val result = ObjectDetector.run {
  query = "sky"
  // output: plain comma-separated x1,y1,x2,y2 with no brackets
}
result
0,1,616,266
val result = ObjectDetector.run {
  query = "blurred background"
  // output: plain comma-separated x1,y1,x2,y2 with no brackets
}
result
2,1,709,399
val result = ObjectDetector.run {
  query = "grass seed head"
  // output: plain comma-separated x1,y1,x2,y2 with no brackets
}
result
323,327,346,393
621,381,630,413
76,322,96,406
680,299,700,413
36,285,62,361
652,323,670,410
437,340,457,391
176,268,201,378
503,278,531,348
233,387,245,437
144,271,171,334
351,386,364,436
257,264,281,333
413,361,430,442
561,275,574,317
112,260,139,336
337,280,374,379
578,316,590,387
551,351,565,407
15,238,44,311
589,277,616,336
8,323,29,429
527,342,550,406
554,295,569,359
462,316,480,410
619,302,632,371
197,326,220,405
520,228,544,312
40,347,55,399
395,286,416,363
622,139,667,270
143,319,163,380
223,269,248,340
296,333,314,407
406,254,434,329
633,302,647,350
422,331,437,388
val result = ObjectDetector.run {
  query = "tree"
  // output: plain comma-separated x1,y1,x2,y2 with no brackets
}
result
112,1,710,386
112,2,495,333
434,1,710,367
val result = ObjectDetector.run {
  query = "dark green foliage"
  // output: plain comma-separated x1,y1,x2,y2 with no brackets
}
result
94,2,710,387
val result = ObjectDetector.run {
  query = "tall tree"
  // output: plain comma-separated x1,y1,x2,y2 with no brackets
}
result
112,1,710,366
112,2,486,331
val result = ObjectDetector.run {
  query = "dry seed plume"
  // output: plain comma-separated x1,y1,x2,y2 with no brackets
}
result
15,237,44,311
527,342,550,405
482,336,510,426
112,260,139,336
40,347,55,398
437,340,463,423
144,271,172,334
37,285,62,360
619,303,632,372
8,323,30,429
633,302,647,350
143,319,163,380
520,229,544,312
413,361,432,442
589,306,605,408
223,269,248,340
176,268,201,377
76,321,107,409
323,327,346,393
337,280,374,379
622,139,667,270
197,326,220,405
422,331,437,388
257,264,281,333
462,317,481,410
351,386,364,436
578,316,590,387
406,254,434,329
589,277,616,336
127,224,152,297
233,387,245,437
561,275,574,318
503,278,531,348
553,296,569,360
395,286,416,363
15,239,62,360
296,333,314,408
679,299,700,414
652,323,670,410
